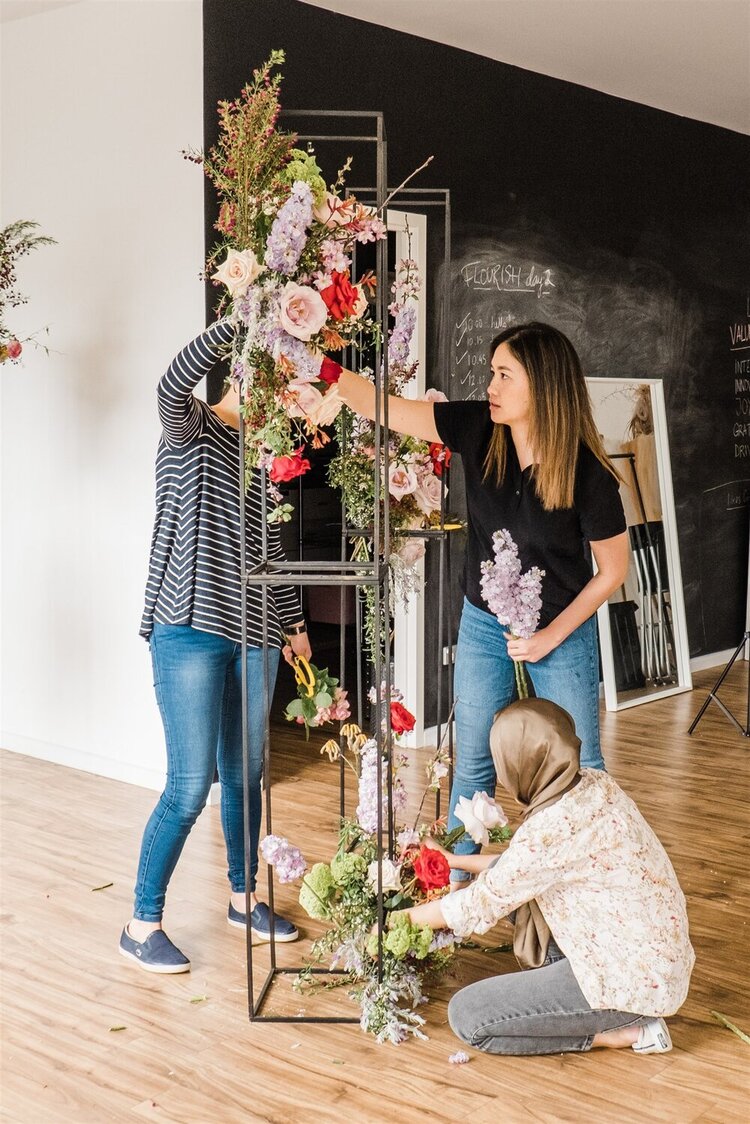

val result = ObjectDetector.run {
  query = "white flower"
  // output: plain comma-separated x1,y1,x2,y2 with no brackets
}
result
422,387,448,403
278,281,328,341
211,247,264,296
366,857,402,894
396,828,420,851
454,791,507,846
413,471,442,515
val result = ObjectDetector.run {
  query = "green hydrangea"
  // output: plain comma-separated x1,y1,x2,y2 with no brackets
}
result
299,862,335,920
365,913,435,961
330,852,367,887
283,148,327,205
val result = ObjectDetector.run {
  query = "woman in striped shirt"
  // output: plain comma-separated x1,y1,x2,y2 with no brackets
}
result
119,322,310,974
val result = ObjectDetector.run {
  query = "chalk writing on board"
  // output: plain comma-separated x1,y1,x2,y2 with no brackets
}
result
732,298,750,458
459,260,555,298
451,256,557,401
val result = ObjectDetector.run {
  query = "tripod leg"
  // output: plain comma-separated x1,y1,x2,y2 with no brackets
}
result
688,633,749,735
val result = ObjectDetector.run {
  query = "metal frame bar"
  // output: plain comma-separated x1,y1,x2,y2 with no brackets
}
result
240,114,456,1022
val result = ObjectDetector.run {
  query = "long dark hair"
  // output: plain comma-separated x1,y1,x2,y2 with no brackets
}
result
483,321,618,509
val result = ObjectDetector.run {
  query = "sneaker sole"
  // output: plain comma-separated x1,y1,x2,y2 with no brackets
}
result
227,916,299,942
118,944,191,974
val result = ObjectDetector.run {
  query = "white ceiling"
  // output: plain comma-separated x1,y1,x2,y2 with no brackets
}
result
2,0,748,134
301,0,750,135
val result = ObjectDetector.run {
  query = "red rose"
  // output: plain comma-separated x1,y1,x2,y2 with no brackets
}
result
6,339,22,360
269,447,311,484
390,700,416,735
413,845,451,893
319,356,343,386
428,442,451,478
320,270,359,320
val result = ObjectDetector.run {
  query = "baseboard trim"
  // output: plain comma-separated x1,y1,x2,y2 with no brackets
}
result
0,731,164,791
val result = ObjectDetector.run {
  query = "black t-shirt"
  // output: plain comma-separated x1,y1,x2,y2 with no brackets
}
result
433,400,626,627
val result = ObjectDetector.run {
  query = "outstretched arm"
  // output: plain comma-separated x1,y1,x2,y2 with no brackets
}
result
338,368,442,444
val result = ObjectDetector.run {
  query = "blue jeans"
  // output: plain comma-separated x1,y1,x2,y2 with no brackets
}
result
133,624,279,922
448,599,602,880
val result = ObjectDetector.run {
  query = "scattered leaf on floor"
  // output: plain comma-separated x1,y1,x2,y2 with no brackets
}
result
190,995,209,1004
91,882,114,892
109,1025,127,1032
332,1059,344,1065
711,1010,750,1045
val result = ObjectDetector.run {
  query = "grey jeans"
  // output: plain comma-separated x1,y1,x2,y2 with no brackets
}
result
448,951,643,1056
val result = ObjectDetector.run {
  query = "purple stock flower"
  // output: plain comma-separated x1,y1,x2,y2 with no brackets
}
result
259,834,307,883
356,740,407,835
388,304,416,370
480,529,544,640
264,181,313,275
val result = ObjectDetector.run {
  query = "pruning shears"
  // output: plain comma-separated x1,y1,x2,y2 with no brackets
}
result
293,654,316,698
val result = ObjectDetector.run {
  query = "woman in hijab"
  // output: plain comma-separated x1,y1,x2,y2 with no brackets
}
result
400,698,694,1056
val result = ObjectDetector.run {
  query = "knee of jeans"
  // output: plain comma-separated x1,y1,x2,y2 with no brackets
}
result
162,783,211,825
447,990,478,1046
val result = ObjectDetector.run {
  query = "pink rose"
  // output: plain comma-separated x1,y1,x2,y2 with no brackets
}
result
352,286,368,319
313,192,350,228
211,248,264,296
397,537,426,566
6,339,22,360
279,282,328,341
306,383,342,427
414,471,443,515
388,462,418,499
286,378,324,419
422,387,448,403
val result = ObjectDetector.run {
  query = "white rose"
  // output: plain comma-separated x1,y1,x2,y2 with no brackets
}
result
366,858,402,894
414,470,443,515
211,248,264,297
422,387,448,403
454,791,507,846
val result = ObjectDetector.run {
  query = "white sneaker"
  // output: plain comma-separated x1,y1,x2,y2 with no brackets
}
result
632,1017,672,1054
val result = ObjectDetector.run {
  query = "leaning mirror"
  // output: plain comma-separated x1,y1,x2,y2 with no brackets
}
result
587,378,692,710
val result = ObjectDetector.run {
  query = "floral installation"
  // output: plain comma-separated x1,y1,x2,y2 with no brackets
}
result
285,655,351,738
480,529,545,698
259,835,307,883
0,220,55,364
186,50,387,522
264,724,512,1043
328,257,453,656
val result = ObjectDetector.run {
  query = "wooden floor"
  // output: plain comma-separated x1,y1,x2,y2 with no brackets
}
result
1,665,749,1123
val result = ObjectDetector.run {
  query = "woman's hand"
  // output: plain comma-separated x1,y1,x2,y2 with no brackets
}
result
283,629,312,666
423,838,455,867
503,628,556,664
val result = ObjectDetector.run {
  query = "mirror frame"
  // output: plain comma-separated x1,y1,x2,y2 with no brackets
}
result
587,377,693,711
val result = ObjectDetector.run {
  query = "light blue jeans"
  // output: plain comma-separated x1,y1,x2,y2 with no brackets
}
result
448,599,603,880
133,624,279,922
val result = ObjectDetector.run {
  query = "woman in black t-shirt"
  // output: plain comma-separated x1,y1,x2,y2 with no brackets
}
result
337,322,628,880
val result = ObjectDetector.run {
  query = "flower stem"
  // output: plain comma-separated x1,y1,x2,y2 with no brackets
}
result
515,659,529,700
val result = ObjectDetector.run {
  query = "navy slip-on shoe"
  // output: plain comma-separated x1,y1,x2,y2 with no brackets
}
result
118,926,191,973
227,901,299,942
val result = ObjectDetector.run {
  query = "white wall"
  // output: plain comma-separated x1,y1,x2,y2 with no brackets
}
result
1,0,204,788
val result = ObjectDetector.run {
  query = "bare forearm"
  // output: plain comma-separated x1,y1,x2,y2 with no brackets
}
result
338,368,441,443
544,570,622,648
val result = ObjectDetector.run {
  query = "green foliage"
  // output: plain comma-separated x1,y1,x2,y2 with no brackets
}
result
282,148,327,205
299,863,335,920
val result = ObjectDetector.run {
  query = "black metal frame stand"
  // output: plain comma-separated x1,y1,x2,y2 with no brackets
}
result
688,632,750,738
237,110,456,1023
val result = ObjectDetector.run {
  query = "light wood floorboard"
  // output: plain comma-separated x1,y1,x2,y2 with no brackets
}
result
1,665,748,1123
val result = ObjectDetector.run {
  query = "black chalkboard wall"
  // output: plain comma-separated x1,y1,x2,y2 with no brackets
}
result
204,0,749,720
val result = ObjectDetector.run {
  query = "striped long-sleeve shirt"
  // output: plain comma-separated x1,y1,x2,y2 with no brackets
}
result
139,321,302,648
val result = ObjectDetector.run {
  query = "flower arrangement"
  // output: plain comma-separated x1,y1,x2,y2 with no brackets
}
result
329,258,452,655
285,656,351,737
0,220,55,364
480,529,545,698
187,50,387,522
262,724,511,1043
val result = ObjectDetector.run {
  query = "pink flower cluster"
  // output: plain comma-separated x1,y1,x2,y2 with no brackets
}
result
259,834,307,883
480,529,545,639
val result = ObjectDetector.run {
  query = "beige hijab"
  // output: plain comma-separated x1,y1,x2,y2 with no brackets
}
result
489,698,582,970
